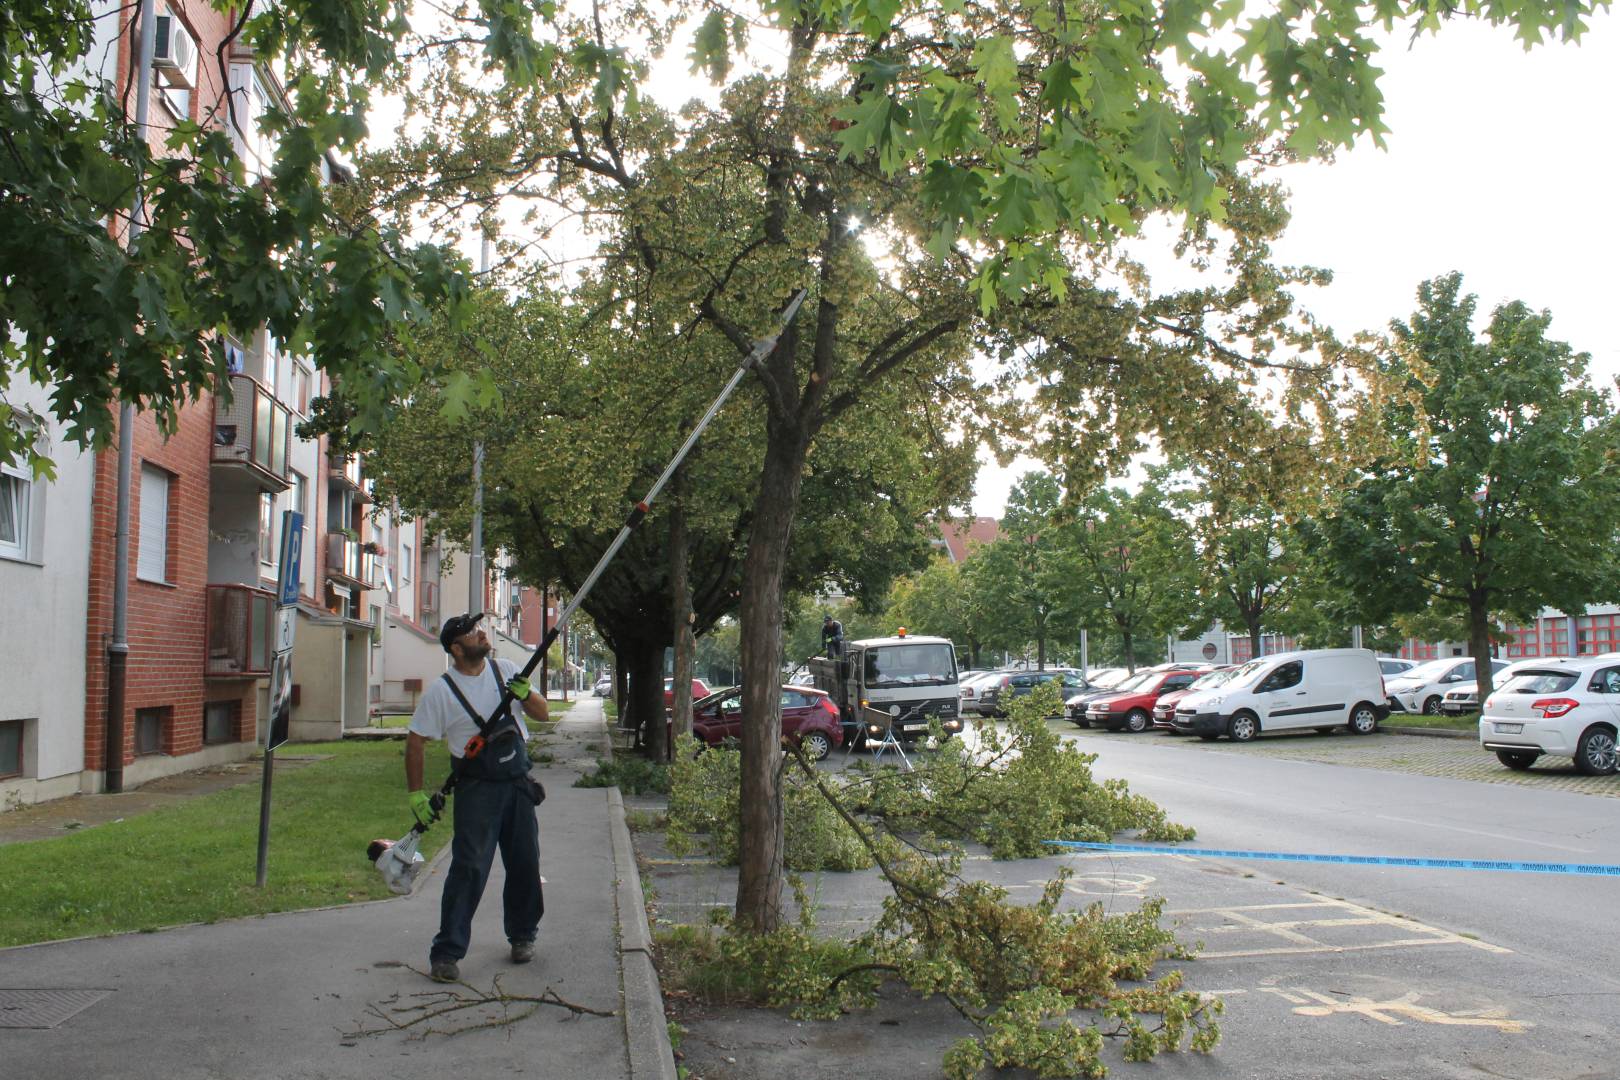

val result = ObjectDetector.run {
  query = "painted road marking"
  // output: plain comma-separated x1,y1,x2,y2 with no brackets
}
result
1168,898,1511,958
1260,986,1529,1033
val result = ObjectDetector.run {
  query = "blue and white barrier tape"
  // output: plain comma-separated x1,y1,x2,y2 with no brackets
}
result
1046,841,1620,878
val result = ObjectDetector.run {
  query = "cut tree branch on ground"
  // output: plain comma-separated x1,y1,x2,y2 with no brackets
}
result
342,969,615,1041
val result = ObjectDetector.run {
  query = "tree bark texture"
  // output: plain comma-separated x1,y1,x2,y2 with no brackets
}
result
627,638,666,756
734,428,808,933
1468,596,1496,705
669,490,695,760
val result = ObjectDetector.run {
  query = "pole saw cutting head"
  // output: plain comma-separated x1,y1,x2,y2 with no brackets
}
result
369,832,425,894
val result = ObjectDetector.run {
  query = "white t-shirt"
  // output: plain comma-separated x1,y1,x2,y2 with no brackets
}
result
409,657,522,759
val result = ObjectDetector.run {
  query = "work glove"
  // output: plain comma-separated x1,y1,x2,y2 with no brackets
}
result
507,676,532,701
408,790,434,826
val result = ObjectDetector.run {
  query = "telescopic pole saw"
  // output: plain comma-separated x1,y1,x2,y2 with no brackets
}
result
416,288,808,825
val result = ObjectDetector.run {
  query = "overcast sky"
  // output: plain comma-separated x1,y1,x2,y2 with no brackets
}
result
972,11,1620,519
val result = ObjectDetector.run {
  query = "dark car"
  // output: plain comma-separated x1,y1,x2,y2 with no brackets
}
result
691,685,844,761
975,669,1087,718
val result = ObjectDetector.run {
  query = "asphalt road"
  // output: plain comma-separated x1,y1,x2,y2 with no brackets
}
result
647,727,1620,1080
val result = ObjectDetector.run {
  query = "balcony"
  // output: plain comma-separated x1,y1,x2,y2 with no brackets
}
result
420,580,439,614
326,533,372,590
206,584,276,678
213,374,291,492
329,454,372,503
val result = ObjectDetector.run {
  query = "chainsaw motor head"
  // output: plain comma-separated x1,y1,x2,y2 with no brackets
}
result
372,831,425,895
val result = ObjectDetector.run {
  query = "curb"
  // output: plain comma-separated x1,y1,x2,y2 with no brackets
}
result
607,767,679,1080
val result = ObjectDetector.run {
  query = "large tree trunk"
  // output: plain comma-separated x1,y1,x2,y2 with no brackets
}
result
626,639,666,755
735,431,808,933
1468,595,1495,705
1247,612,1263,659
1122,624,1136,673
669,491,695,760
1036,626,1046,670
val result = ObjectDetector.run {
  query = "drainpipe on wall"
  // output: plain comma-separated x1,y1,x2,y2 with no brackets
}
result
106,0,158,794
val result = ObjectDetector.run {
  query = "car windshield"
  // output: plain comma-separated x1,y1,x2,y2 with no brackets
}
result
1191,668,1235,689
1498,670,1579,695
693,687,736,709
1110,671,1154,693
1220,659,1271,688
863,643,958,688
1091,669,1128,688
1400,659,1457,682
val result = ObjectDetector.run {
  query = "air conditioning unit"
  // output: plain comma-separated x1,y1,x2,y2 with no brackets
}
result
152,14,197,89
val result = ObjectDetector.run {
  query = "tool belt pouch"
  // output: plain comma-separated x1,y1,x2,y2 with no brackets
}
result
525,776,547,806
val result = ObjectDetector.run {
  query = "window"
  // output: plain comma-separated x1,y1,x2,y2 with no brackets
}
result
203,701,237,745
137,465,172,583
292,364,312,415
0,463,30,560
259,493,275,565
0,720,23,778
370,604,383,647
134,707,169,756
1260,661,1303,693
1590,668,1620,696
402,543,413,587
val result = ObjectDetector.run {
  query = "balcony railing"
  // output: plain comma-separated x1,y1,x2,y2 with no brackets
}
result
206,584,276,677
213,374,291,491
329,454,372,503
326,533,371,589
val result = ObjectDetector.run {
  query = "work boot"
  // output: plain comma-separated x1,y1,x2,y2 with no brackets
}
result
429,958,460,983
510,939,536,964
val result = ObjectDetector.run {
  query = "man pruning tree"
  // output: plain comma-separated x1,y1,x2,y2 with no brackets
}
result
406,613,549,983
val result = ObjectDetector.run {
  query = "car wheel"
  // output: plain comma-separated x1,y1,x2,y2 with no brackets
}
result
1495,749,1539,771
1574,727,1618,776
1228,712,1259,742
1072,717,1091,729
1347,704,1379,736
1422,695,1442,715
800,731,833,762
1124,709,1151,734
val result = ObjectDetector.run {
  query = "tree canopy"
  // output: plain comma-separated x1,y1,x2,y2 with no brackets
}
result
1316,272,1620,701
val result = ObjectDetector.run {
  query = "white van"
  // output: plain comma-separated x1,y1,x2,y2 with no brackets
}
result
1171,649,1390,742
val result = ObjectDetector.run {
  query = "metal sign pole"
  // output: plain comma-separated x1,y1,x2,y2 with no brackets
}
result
256,509,304,887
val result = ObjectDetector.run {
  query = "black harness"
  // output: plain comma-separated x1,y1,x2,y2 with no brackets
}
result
440,662,532,783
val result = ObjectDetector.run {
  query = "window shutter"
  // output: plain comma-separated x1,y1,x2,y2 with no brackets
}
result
138,466,170,582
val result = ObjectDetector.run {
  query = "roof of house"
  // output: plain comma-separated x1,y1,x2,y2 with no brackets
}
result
934,516,1001,563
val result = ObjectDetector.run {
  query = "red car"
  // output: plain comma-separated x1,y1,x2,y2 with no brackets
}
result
1084,668,1204,733
1153,668,1236,731
691,685,844,761
663,677,712,712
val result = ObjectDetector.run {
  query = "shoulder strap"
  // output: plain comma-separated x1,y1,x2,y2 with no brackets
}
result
440,672,488,733
440,668,516,739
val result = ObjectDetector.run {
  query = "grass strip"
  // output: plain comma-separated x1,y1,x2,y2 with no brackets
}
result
1384,713,1477,731
0,739,453,948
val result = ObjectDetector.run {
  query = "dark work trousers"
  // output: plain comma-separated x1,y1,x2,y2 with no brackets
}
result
430,777,543,962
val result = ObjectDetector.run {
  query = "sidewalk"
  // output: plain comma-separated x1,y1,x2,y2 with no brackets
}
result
0,697,676,1080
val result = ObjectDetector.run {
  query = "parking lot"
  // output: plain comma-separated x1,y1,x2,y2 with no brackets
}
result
1054,722,1620,797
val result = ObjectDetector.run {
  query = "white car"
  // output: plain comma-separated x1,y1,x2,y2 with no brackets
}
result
1378,657,1418,677
1384,657,1509,715
1440,658,1565,716
1479,657,1620,774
